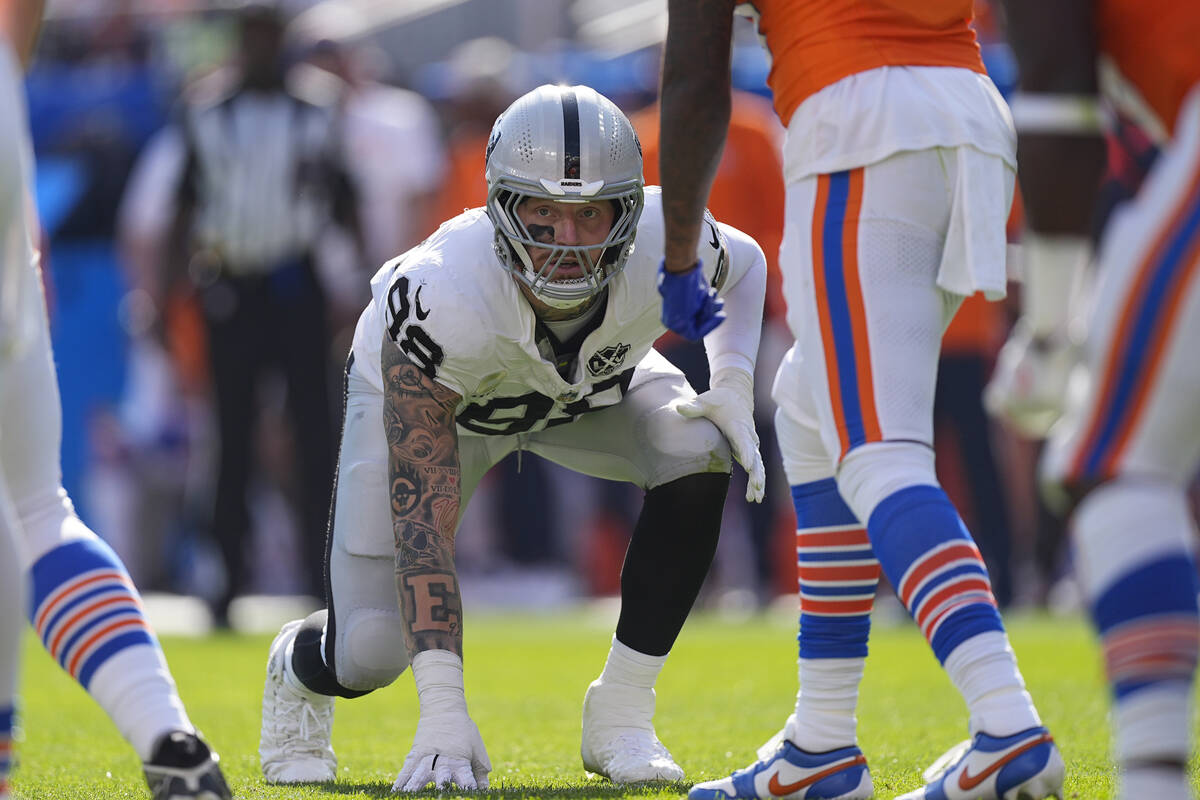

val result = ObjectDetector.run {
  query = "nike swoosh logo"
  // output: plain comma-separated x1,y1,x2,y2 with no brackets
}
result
767,754,867,796
707,220,720,251
415,285,430,321
957,733,1053,791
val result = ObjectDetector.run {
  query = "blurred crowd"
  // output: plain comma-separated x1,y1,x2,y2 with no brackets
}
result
25,0,1128,625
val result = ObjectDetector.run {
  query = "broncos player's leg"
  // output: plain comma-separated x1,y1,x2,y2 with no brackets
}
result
1040,90,1200,800
4,204,228,800
0,488,21,799
715,150,1062,800
690,372,877,800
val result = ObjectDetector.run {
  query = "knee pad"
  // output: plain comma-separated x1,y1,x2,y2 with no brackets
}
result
642,403,732,482
18,487,94,567
1071,479,1197,600
775,405,836,485
333,606,409,692
836,441,938,523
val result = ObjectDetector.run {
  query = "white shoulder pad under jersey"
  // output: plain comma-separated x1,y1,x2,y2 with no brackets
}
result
363,208,527,399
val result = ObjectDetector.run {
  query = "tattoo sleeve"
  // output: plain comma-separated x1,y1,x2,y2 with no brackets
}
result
381,332,465,660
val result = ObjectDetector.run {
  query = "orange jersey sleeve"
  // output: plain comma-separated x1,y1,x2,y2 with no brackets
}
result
737,0,985,125
1096,0,1200,136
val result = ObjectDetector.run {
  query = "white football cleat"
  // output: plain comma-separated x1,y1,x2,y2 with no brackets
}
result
580,679,685,784
688,740,871,800
259,619,337,784
896,726,1064,800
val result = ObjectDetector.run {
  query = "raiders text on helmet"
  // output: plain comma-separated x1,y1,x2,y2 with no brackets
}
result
485,84,645,309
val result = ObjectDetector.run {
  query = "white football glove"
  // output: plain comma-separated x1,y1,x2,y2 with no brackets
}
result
676,366,765,502
983,318,1083,439
393,651,492,793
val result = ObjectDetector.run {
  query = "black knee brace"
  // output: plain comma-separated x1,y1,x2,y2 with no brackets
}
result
290,609,370,699
615,471,730,656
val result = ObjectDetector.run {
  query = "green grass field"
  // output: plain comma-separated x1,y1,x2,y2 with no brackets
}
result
9,607,1196,799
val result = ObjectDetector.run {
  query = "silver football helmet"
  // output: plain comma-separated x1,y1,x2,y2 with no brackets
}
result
485,84,645,309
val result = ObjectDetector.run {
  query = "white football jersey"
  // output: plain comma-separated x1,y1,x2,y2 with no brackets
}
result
350,187,759,437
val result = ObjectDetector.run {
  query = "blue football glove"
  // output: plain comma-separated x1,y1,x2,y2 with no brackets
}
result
657,259,726,341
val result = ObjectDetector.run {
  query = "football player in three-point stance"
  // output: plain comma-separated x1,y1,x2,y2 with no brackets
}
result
0,1,230,798
655,1,1063,799
258,83,768,792
988,1,1200,798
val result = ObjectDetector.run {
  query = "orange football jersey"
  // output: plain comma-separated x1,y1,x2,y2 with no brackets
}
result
737,0,986,125
1096,0,1200,136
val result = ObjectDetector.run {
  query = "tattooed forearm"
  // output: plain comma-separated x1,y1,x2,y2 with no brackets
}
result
396,521,463,655
382,334,465,659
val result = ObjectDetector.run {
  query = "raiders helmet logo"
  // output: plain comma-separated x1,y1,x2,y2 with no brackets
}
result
587,343,631,377
485,126,502,164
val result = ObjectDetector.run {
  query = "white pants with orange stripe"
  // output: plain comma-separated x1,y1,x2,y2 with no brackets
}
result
772,146,1015,486
1040,86,1200,782
1041,86,1200,494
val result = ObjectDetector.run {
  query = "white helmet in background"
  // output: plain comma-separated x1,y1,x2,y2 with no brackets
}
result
485,84,645,309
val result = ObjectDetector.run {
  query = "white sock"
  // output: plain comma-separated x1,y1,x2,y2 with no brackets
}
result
788,657,863,751
601,636,667,689
1121,766,1193,800
88,645,194,761
1115,683,1192,765
944,631,1040,737
0,519,22,738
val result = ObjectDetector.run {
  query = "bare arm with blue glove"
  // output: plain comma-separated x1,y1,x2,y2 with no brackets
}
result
656,0,737,340
674,219,769,502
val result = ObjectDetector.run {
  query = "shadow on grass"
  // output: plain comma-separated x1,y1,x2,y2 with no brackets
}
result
317,780,691,798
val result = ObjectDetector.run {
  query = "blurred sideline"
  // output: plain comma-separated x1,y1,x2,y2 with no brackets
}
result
140,573,1088,637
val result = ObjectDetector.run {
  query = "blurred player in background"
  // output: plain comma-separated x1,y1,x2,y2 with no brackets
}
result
988,2,1200,798
0,8,40,797
0,1,230,798
258,83,767,792
655,2,1064,799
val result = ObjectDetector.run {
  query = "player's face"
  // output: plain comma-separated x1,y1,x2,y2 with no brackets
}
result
514,198,616,278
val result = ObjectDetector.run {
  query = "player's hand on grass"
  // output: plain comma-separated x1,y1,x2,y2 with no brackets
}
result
392,709,492,792
395,651,491,792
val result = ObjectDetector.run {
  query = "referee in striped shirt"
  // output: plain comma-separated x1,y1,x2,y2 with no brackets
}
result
169,1,359,626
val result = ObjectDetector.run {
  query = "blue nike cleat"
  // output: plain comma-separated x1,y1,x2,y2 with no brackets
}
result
688,740,871,800
896,725,1064,800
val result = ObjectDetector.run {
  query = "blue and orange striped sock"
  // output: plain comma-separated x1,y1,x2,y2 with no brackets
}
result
868,484,1039,735
1073,482,1200,776
29,537,192,760
790,478,878,751
867,485,1001,661
0,705,13,796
